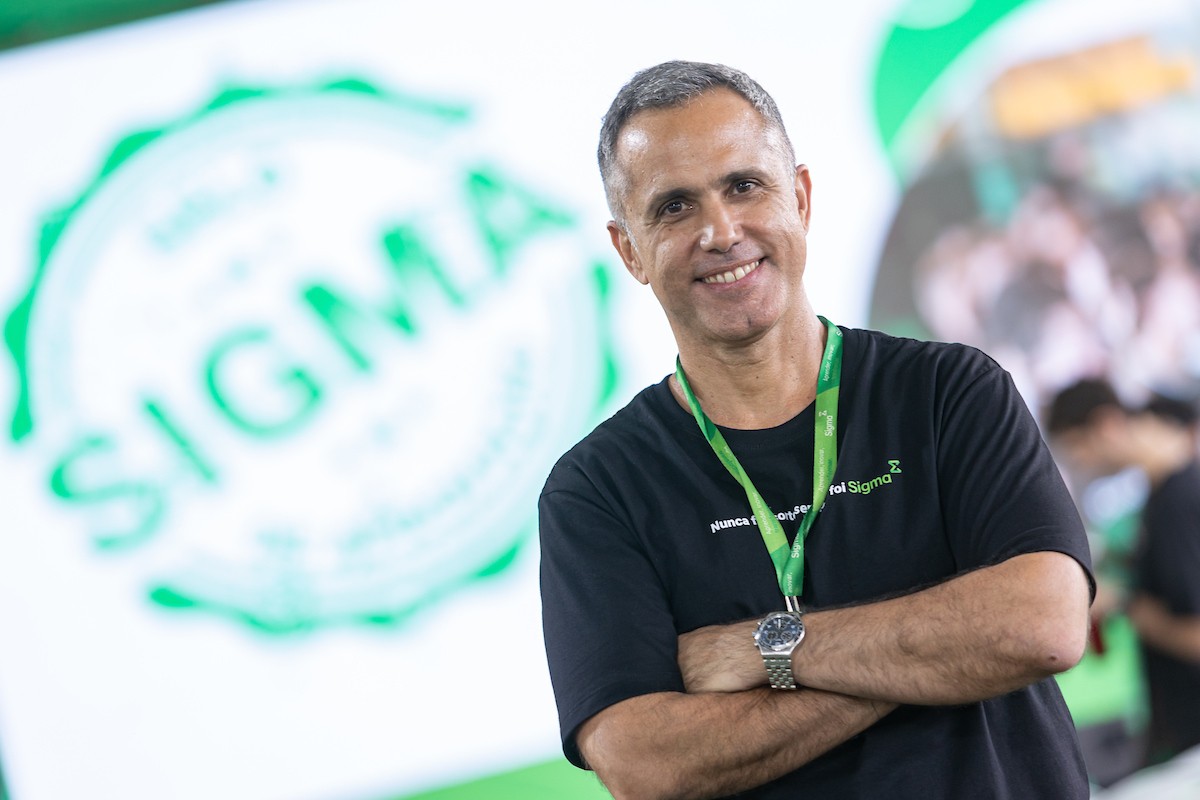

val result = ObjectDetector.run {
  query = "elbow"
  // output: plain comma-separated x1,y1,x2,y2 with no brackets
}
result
1020,553,1091,675
579,717,683,800
600,776,672,800
590,759,680,800
1024,600,1089,676
999,621,1085,684
1033,624,1087,675
587,744,688,800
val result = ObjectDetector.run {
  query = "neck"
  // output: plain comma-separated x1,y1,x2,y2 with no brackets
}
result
671,311,827,429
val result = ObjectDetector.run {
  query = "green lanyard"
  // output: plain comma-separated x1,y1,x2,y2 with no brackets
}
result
675,316,842,610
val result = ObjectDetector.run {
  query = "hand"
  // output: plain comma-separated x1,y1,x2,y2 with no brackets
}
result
677,619,767,693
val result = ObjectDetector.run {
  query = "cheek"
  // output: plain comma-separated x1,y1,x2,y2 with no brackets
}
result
650,239,689,280
749,199,803,238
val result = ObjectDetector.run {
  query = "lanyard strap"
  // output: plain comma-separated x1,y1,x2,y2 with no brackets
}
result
675,316,842,605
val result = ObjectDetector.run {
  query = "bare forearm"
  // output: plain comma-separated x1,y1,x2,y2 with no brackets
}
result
578,689,893,800
793,552,1090,704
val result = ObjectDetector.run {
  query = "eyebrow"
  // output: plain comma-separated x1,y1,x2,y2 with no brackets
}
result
642,185,693,218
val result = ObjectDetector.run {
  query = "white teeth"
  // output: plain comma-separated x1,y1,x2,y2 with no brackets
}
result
703,259,760,284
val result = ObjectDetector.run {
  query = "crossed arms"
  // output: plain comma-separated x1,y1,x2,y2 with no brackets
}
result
577,551,1091,800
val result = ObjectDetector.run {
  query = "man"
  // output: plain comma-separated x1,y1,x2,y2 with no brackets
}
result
540,61,1094,799
1046,379,1200,765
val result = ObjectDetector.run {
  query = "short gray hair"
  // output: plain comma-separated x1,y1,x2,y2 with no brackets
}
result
598,60,796,224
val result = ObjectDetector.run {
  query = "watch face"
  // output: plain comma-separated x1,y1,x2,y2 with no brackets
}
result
758,613,802,650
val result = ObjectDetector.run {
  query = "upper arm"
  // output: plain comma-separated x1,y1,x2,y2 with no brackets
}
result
935,356,1094,594
998,551,1092,654
539,484,683,766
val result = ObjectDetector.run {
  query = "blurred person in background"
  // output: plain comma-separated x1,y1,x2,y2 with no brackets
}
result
1127,192,1200,392
1047,379,1200,766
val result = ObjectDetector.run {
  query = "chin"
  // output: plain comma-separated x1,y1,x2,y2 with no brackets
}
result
712,317,778,345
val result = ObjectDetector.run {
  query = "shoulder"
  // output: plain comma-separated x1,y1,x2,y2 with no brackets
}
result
837,327,1031,438
842,326,1005,392
844,326,996,367
542,377,681,495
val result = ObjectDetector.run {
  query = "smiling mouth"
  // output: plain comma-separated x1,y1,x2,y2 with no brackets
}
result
700,259,761,285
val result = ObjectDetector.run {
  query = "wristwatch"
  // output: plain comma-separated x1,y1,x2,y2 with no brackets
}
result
753,611,805,689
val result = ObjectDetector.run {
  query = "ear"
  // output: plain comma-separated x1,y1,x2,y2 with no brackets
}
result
794,164,812,230
608,220,648,284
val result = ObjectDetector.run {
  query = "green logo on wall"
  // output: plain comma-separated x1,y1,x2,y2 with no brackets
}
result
3,78,617,633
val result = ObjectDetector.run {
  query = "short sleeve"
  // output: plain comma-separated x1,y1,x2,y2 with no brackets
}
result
539,471,684,767
934,358,1094,589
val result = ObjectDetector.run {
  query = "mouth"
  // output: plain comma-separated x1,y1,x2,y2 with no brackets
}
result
700,259,761,285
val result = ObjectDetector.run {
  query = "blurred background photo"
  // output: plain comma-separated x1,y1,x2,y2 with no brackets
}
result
2,0,1199,798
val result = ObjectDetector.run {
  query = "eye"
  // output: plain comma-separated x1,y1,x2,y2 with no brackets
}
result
660,199,688,216
733,179,758,194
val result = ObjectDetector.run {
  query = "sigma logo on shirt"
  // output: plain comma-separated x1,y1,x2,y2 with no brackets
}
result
3,78,617,633
830,458,904,496
708,459,903,532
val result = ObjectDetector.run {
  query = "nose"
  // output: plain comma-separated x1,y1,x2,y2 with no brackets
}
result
699,200,741,253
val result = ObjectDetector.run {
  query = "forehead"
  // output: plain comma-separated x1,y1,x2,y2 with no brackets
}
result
613,89,785,196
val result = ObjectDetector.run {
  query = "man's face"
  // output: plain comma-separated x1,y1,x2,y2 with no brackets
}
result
606,89,812,350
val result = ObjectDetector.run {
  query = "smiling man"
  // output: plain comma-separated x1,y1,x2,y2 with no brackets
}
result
539,61,1095,799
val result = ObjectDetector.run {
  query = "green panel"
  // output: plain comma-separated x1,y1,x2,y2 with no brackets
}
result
0,0,229,52
396,759,611,800
871,0,1037,176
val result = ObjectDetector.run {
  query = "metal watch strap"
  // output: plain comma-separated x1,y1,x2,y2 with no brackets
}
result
762,652,798,690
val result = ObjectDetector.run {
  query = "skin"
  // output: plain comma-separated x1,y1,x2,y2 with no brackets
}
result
677,552,1088,702
607,88,824,429
581,88,1091,800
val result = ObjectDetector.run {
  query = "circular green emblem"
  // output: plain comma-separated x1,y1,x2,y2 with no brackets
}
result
5,79,618,633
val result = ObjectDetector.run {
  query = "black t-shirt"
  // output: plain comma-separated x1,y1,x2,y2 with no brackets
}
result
539,327,1093,799
1136,460,1200,758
